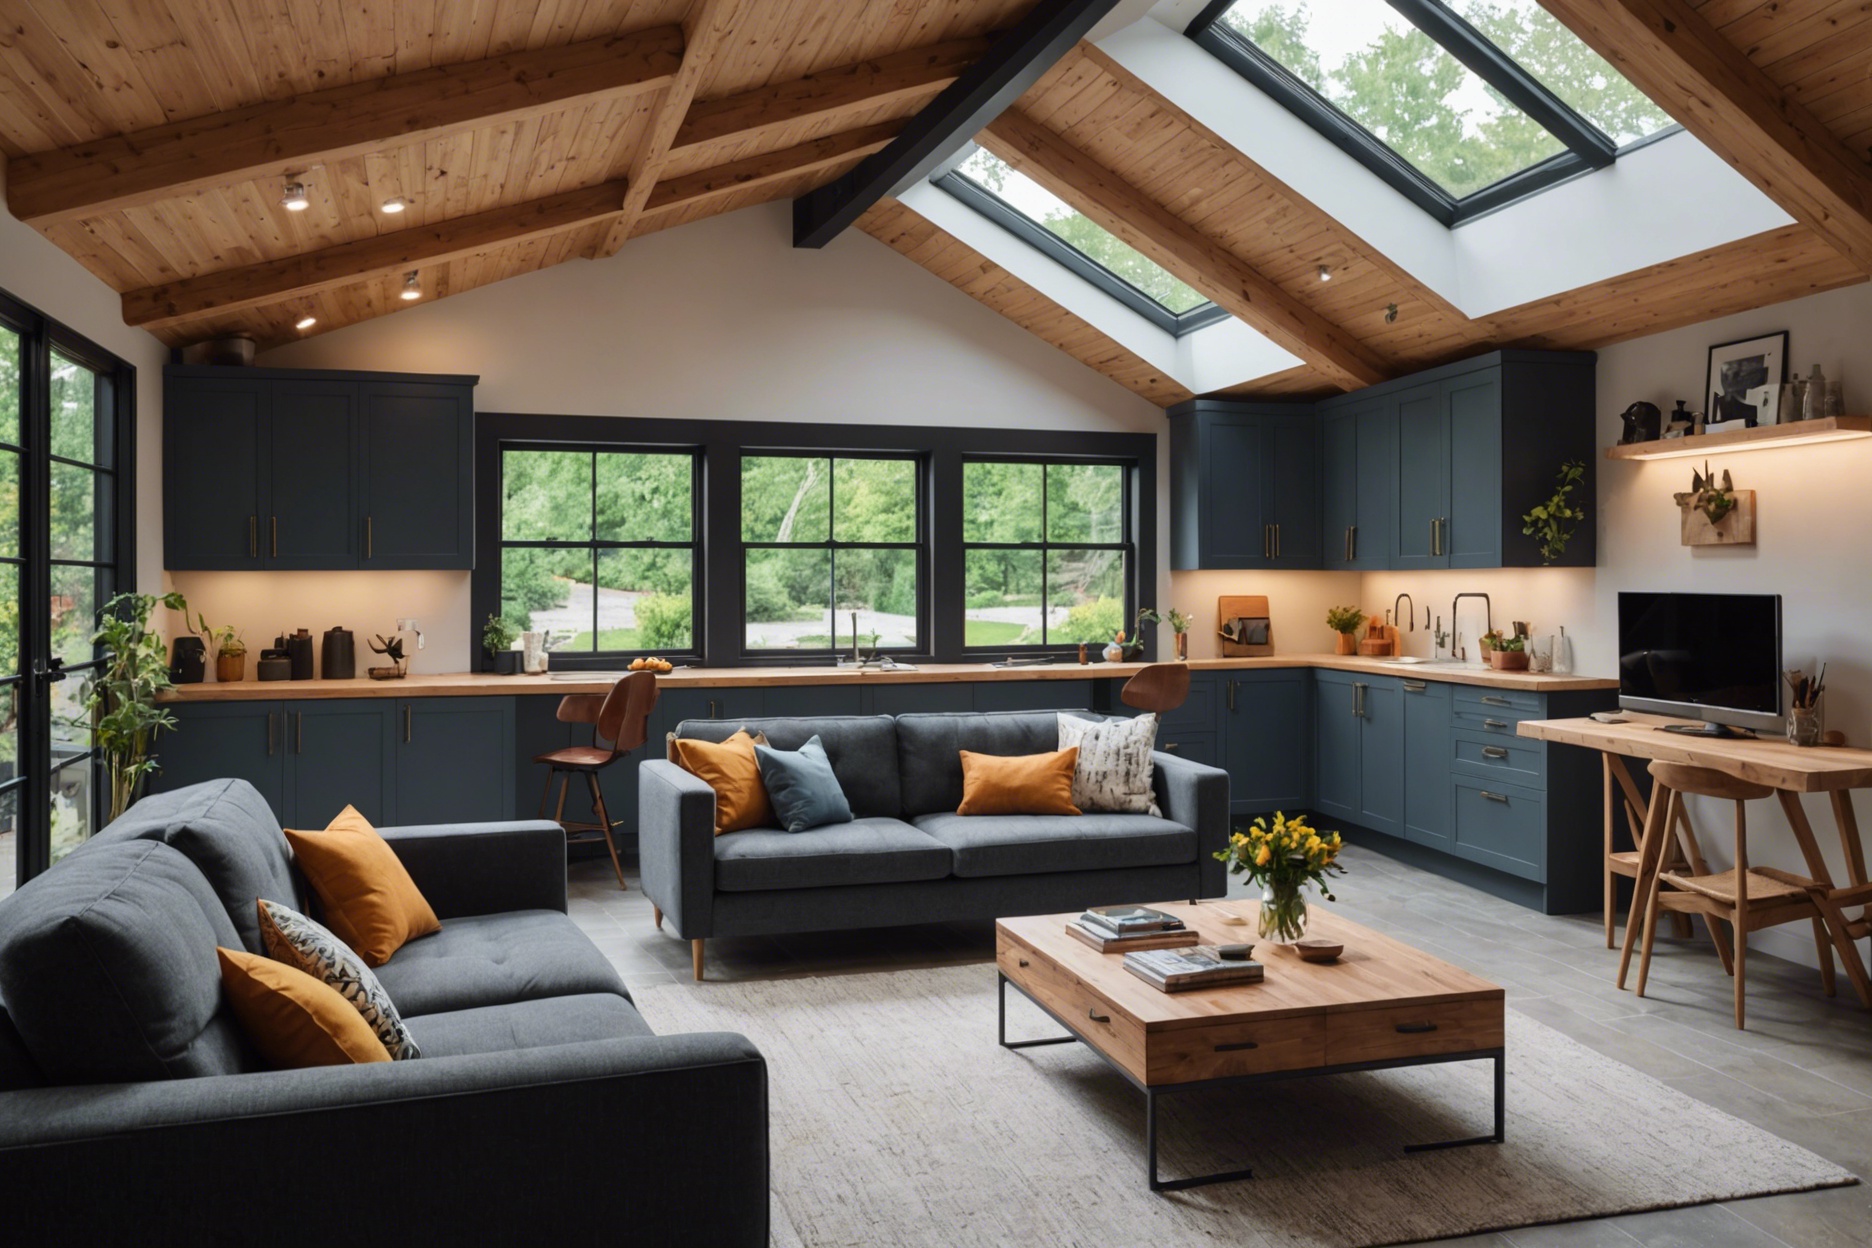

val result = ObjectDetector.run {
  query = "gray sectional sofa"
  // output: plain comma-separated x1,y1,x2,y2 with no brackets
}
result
0,779,768,1247
639,710,1231,978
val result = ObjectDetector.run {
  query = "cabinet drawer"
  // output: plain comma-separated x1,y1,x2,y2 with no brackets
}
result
1451,730,1546,789
1157,731,1218,771
1452,705,1537,736
1451,776,1545,882
1326,999,1504,1066
1452,687,1542,715
1147,1013,1326,1084
997,938,1146,1082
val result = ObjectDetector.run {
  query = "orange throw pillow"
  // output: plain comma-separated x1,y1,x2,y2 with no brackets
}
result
284,806,440,967
674,730,774,835
957,748,1082,816
217,948,392,1068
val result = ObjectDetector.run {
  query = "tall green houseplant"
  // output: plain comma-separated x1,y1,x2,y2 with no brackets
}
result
83,591,191,821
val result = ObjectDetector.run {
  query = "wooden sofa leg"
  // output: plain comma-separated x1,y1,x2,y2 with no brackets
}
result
692,939,705,982
653,905,663,931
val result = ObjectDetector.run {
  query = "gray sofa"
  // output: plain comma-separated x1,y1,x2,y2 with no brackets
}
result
0,779,768,1247
640,710,1230,978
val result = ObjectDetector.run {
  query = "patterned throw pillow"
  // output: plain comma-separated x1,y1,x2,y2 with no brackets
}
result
257,899,421,1060
1057,713,1161,816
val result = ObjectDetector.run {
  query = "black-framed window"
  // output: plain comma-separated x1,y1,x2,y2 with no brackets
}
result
1187,0,1679,225
935,149,1229,336
0,285,138,892
497,446,700,661
962,459,1133,652
740,453,923,656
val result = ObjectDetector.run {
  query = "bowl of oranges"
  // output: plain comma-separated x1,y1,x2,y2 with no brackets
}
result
628,657,675,674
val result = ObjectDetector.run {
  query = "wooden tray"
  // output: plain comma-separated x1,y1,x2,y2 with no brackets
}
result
1218,595,1273,657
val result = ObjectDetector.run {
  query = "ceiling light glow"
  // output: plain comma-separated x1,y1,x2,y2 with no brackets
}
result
281,181,310,211
400,271,422,301
1317,265,1331,282
294,315,317,330
380,198,406,214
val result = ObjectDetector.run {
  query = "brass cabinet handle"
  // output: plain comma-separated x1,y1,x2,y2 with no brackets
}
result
1274,524,1281,559
404,705,412,742
1343,526,1352,562
266,711,275,756
249,515,257,558
1483,718,1508,729
1226,679,1237,712
1404,679,1427,692
271,516,278,558
1349,524,1356,561
1353,681,1366,718
295,710,303,754
1481,695,1512,707
1482,745,1509,759
1480,790,1509,803
1214,1040,1259,1052
1087,1007,1110,1024
366,515,373,559
1163,742,1181,754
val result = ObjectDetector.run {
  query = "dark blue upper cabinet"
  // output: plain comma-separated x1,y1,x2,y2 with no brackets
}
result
163,366,476,572
1168,401,1319,570
1320,395,1394,570
1391,382,1448,570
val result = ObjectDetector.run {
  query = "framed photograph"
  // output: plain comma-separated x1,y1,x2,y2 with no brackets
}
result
1706,331,1787,428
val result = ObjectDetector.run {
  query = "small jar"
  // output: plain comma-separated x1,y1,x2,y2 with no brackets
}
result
1788,706,1823,748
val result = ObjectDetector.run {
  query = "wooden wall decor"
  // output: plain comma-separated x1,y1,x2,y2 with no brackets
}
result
1217,596,1274,657
1674,463,1755,546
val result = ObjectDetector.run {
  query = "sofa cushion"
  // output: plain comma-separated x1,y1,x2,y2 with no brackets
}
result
755,735,853,832
408,993,654,1059
285,805,441,967
216,947,392,1067
714,817,952,892
911,812,1198,879
371,910,626,1016
89,778,298,954
676,716,900,819
1058,712,1161,816
673,731,774,835
957,749,1081,816
0,1003,43,1091
259,899,421,1060
0,840,254,1083
898,711,1086,817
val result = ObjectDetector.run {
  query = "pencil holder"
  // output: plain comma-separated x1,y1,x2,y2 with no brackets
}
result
1787,702,1823,748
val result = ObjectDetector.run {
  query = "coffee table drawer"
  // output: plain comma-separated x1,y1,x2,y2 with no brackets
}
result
1325,999,1504,1066
1146,1014,1326,1084
997,942,1146,1080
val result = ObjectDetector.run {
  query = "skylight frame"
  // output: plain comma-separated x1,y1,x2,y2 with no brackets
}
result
1185,0,1637,226
934,164,1231,336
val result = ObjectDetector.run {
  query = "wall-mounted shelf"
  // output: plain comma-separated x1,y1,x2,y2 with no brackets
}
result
1606,415,1872,461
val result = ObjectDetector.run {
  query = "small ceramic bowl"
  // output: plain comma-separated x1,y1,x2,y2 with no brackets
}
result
1294,938,1344,963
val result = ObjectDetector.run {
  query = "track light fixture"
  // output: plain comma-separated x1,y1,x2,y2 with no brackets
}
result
400,271,422,301
1317,265,1331,283
281,181,310,211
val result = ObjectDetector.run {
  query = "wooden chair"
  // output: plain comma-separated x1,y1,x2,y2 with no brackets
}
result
533,671,659,890
1121,663,1191,715
1625,761,1836,1029
1603,755,1726,964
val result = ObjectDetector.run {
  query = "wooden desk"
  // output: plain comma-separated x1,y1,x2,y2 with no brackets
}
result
1518,714,1872,1005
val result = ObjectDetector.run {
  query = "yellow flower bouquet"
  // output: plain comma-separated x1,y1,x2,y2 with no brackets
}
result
1213,812,1345,943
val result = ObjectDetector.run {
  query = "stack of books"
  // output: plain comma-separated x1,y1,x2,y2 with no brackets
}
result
1066,905,1199,953
1122,946,1265,993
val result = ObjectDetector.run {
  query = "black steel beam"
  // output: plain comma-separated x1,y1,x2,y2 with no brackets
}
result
791,0,1124,248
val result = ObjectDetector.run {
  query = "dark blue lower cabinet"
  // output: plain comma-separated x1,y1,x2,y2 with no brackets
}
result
285,700,396,828
1451,776,1545,881
1160,732,1218,771
1312,672,1360,825
1355,677,1404,837
1402,680,1452,849
1222,671,1311,817
397,698,515,825
655,688,765,731
154,702,286,812
973,679,1095,713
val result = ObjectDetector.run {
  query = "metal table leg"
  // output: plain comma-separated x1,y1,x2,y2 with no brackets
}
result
1404,1052,1506,1152
1147,1086,1257,1192
997,973,1079,1050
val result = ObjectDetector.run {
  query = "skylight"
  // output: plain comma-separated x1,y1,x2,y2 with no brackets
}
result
1191,0,1679,223
937,149,1227,334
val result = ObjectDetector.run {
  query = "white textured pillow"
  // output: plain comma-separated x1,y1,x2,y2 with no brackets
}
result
257,899,421,1060
1057,713,1161,816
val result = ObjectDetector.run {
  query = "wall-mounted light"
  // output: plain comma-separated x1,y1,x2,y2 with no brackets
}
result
1317,265,1331,283
380,198,406,214
294,315,317,330
399,271,422,301
280,181,310,211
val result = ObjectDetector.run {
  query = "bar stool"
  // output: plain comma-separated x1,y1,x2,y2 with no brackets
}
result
1603,756,1729,967
1625,760,1836,1029
533,670,659,890
1121,663,1190,715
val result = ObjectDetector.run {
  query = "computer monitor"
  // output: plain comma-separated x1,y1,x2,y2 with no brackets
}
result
1617,591,1783,737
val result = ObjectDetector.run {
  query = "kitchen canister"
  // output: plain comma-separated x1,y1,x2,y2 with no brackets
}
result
321,627,356,679
521,631,550,674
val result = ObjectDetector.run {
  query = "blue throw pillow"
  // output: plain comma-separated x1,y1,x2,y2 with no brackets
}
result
754,735,854,833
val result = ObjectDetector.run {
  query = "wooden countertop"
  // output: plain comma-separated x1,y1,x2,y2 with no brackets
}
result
158,654,1617,702
1518,713,1872,793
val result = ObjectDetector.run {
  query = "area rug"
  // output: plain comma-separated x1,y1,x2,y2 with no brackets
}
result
634,965,1855,1248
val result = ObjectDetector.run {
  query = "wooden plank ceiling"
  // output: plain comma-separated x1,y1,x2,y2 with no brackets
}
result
0,0,1865,402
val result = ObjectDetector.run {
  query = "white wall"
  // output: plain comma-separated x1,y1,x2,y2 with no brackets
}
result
211,201,1165,666
0,164,168,601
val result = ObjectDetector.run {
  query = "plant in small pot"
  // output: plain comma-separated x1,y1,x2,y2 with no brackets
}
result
82,591,191,821
1214,812,1345,945
210,626,246,682
482,614,520,675
1325,605,1364,656
1132,607,1192,660
1486,632,1529,671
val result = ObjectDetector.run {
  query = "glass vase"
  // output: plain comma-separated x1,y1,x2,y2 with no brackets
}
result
1174,631,1188,662
1258,883,1308,944
1788,706,1823,748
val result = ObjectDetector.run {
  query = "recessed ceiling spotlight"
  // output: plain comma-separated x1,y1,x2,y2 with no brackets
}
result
1317,264,1331,283
399,271,422,301
294,315,317,330
281,181,310,211
380,197,406,214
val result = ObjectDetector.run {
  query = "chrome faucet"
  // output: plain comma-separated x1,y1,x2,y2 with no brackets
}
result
1393,593,1415,632
1451,593,1492,662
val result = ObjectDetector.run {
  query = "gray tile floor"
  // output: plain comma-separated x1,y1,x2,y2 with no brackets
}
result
567,844,1872,1247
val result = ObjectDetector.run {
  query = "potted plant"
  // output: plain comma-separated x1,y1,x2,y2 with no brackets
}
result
1136,607,1193,661
1521,460,1587,565
1325,605,1363,656
1487,633,1529,671
210,626,246,682
1213,812,1345,944
82,591,191,821
482,614,520,675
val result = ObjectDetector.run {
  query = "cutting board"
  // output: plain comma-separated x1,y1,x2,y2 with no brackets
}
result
1217,595,1274,657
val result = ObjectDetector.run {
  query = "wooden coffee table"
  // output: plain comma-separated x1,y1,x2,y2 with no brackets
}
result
996,900,1506,1191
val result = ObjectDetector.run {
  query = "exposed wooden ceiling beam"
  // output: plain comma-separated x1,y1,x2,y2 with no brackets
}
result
671,35,995,156
643,125,900,217
981,111,1392,390
596,0,741,259
1539,0,1872,275
792,0,1124,249
5,28,685,228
